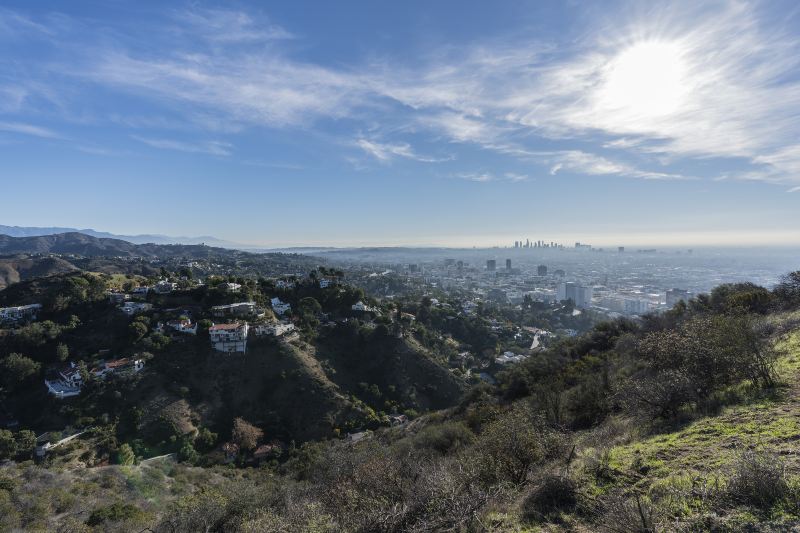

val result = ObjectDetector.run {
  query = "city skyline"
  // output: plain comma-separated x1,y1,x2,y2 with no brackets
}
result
2,1,800,247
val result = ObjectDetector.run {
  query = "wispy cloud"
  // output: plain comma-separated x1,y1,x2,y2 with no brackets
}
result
131,135,232,156
0,121,60,139
545,150,690,180
452,171,529,183
175,7,293,43
355,138,449,163
370,2,800,185
5,2,800,186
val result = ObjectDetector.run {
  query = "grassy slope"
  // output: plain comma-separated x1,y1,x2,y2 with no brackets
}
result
564,318,800,529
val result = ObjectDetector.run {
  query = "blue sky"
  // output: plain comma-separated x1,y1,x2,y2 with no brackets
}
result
1,0,800,247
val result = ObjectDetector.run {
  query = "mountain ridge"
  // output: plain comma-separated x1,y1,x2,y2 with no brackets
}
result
0,232,245,259
0,224,242,248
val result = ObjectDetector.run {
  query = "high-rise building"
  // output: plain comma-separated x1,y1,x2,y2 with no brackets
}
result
557,282,592,308
486,259,496,271
618,246,625,253
506,259,512,270
537,265,547,276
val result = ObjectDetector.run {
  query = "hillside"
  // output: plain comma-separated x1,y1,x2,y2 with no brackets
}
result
0,232,239,259
1,268,799,530
0,270,465,446
0,255,79,289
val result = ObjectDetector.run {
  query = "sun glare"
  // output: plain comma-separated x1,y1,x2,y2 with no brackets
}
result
599,40,688,117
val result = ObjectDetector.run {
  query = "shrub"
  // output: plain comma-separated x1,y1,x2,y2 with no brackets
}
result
727,450,788,511
116,443,136,466
86,501,146,526
522,474,578,523
473,402,566,486
412,421,474,455
598,492,657,533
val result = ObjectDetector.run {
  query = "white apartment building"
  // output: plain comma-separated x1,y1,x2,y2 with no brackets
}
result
209,322,249,353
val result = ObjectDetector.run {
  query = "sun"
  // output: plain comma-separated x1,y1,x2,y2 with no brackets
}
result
599,40,688,117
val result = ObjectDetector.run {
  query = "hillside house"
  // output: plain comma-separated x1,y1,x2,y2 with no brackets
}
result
209,322,249,354
351,301,377,313
44,362,83,399
132,286,150,297
270,297,291,316
0,303,42,324
319,278,335,288
211,301,262,318
91,357,144,379
167,318,197,334
495,351,527,365
253,321,295,337
218,282,242,292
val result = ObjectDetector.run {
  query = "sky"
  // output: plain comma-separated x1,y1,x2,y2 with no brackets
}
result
1,0,800,248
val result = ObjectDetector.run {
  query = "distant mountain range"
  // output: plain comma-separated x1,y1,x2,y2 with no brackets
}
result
0,225,243,248
0,232,244,259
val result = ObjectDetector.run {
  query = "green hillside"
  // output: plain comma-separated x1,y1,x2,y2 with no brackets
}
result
1,271,800,531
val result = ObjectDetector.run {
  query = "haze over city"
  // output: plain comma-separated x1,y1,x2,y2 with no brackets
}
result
2,0,800,247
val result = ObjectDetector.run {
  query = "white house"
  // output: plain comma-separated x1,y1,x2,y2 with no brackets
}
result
120,302,153,316
91,357,144,379
219,282,242,293
351,301,377,313
253,322,295,337
212,301,262,318
495,351,527,365
0,303,42,323
44,362,83,399
209,322,249,354
270,297,291,316
167,318,197,335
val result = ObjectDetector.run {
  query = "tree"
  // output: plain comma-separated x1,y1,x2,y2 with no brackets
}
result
14,430,35,457
299,297,322,316
774,271,800,308
129,320,148,341
0,430,15,460
195,427,218,452
298,297,322,329
231,417,263,451
56,343,69,362
116,443,136,465
0,353,41,391
178,439,199,464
